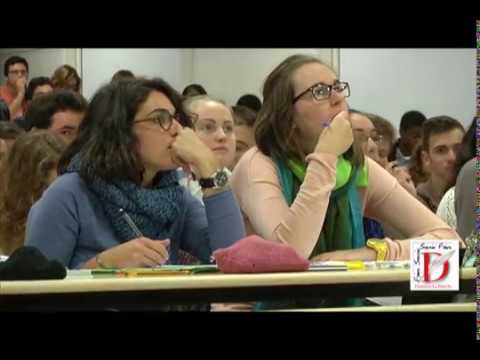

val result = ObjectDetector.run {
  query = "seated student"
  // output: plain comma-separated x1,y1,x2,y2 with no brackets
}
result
231,54,461,266
15,76,54,129
111,69,135,83
0,56,29,119
25,89,88,144
0,131,65,255
436,118,476,234
236,94,262,113
351,110,417,197
25,78,245,269
388,110,426,166
182,84,207,97
51,65,82,93
416,116,465,213
180,95,236,201
350,110,387,240
232,105,256,169
26,76,54,104
366,112,396,167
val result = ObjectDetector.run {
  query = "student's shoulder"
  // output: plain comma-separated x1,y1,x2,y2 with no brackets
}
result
44,172,90,198
233,147,276,175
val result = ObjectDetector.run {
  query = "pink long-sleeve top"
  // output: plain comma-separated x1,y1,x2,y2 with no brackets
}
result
231,147,463,260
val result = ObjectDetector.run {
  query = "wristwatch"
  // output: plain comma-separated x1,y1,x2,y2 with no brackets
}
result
198,167,230,189
366,238,388,261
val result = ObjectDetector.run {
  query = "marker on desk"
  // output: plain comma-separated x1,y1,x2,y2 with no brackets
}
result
119,208,170,265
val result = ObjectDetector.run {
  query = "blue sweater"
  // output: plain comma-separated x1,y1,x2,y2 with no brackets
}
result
25,173,246,269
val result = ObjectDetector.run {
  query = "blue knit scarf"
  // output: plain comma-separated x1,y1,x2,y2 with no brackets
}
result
67,156,184,242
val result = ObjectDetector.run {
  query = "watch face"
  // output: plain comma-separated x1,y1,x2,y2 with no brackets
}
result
214,169,229,187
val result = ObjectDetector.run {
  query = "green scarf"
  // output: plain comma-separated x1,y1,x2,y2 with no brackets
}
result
255,156,370,311
275,155,368,258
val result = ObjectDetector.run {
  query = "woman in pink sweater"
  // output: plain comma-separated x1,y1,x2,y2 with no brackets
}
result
231,54,462,262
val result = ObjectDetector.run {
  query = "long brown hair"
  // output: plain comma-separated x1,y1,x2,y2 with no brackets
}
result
255,54,363,166
0,130,66,255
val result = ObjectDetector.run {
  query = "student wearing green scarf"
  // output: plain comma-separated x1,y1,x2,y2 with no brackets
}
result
231,54,463,266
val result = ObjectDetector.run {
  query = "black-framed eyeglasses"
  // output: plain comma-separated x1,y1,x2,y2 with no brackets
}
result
293,81,350,104
134,109,178,131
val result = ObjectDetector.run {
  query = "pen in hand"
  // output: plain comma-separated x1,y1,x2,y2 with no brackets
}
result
119,208,143,238
119,208,170,265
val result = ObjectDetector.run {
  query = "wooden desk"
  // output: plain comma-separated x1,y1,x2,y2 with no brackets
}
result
0,268,476,311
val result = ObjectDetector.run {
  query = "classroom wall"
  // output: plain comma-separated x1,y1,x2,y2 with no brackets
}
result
81,49,193,100
1,48,475,131
80,48,335,104
339,48,476,129
191,48,336,105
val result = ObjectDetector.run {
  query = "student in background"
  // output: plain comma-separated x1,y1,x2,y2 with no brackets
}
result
26,90,88,144
232,105,256,169
454,118,476,244
25,76,54,103
15,77,54,129
0,131,65,255
111,69,135,83
389,110,426,166
51,65,82,94
25,78,245,269
416,116,465,213
0,56,29,119
366,113,396,167
436,118,476,233
181,95,236,201
236,94,262,113
351,110,416,196
182,84,207,97
232,54,461,267
349,109,385,239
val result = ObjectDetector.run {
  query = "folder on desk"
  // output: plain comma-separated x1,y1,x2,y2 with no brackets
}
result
88,265,219,278
124,265,219,277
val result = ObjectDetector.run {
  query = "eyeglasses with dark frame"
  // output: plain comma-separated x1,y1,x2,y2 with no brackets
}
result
292,81,350,104
134,109,179,131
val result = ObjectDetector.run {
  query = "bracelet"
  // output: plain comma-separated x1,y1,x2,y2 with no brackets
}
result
366,239,388,261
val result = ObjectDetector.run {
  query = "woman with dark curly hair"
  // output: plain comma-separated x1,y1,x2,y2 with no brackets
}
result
25,78,245,269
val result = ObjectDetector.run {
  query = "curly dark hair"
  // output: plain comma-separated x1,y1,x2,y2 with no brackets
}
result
58,78,189,184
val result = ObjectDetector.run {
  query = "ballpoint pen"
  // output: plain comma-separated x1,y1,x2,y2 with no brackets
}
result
119,208,170,265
